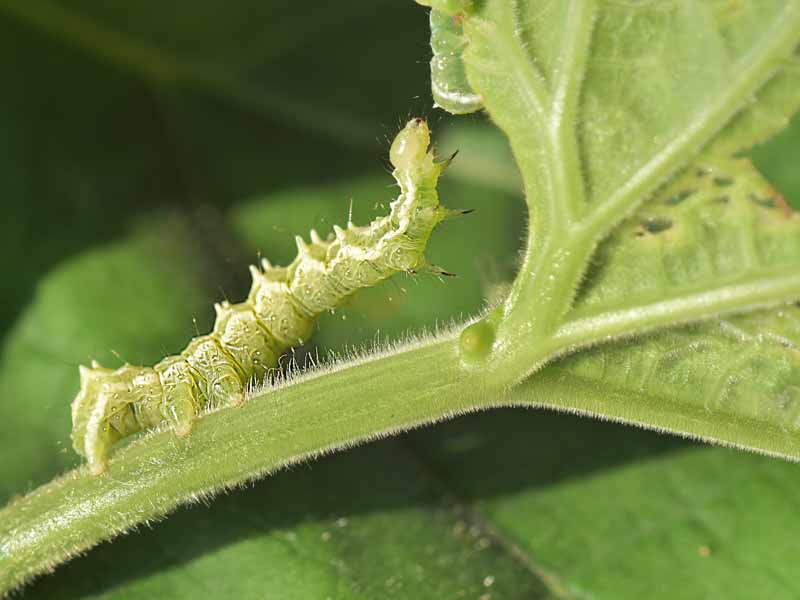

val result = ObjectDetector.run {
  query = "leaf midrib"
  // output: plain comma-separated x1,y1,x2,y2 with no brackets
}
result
556,266,800,348
464,0,800,382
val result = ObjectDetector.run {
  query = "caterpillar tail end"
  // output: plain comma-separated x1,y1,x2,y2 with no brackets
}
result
88,455,108,477
73,362,164,475
227,390,246,408
71,364,121,476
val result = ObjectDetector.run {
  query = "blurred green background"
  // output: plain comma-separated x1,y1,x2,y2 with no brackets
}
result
1,2,800,598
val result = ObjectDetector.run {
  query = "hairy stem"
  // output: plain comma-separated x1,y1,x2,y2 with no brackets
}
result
4,255,799,594
0,336,469,594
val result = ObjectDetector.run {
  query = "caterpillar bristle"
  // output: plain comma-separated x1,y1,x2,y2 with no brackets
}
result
435,149,459,168
449,208,475,218
294,235,310,256
71,117,454,475
427,264,457,277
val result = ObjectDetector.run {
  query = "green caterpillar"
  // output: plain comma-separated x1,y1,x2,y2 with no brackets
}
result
72,118,458,475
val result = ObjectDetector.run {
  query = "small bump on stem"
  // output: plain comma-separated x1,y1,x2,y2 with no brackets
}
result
459,319,495,363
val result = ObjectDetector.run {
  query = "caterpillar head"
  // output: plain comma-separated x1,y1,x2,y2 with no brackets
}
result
390,118,436,174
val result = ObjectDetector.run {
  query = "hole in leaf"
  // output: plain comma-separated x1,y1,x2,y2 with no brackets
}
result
713,177,734,187
665,189,695,205
641,217,673,234
748,193,776,209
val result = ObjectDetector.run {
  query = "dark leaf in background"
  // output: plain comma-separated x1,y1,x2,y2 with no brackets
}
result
2,1,800,597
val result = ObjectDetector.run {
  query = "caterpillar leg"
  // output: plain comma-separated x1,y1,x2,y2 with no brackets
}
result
248,265,315,347
182,335,246,408
155,356,201,437
214,302,281,384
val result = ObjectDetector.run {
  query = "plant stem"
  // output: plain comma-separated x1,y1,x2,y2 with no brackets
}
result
4,254,800,594
463,0,800,384
0,336,476,594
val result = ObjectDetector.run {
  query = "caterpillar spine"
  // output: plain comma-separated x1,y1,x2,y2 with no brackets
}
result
71,118,456,475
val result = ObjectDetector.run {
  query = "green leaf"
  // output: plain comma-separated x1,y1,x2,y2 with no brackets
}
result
453,0,800,210
0,0,425,147
433,0,800,381
424,122,800,459
752,107,800,200
525,307,800,460
409,410,800,599
556,156,800,347
4,1,800,596
0,217,225,503
578,156,800,314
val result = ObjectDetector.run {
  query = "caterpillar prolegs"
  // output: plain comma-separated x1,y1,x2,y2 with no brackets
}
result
72,118,459,475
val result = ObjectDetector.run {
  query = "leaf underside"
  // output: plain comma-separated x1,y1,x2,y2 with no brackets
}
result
429,0,800,415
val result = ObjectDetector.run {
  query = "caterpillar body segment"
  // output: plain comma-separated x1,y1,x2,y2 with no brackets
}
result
71,118,454,475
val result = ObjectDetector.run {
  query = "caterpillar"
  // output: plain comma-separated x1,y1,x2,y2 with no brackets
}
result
71,118,460,475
